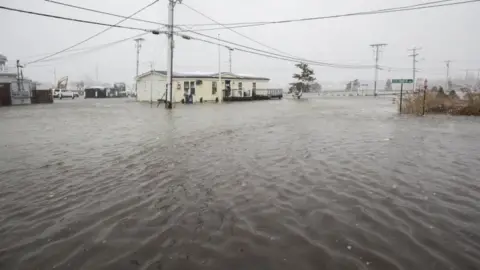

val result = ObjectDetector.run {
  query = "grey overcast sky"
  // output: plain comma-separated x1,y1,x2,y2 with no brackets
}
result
1,0,479,88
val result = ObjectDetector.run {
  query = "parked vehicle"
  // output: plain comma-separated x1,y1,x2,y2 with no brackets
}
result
58,89,76,99
53,89,60,98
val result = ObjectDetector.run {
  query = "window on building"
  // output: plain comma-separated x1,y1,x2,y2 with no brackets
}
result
190,81,195,95
253,82,257,90
238,82,243,90
212,81,217,94
184,81,189,94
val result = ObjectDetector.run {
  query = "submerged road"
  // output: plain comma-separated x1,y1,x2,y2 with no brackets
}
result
1,97,479,270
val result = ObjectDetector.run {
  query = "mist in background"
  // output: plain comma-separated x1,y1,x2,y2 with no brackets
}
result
1,0,479,90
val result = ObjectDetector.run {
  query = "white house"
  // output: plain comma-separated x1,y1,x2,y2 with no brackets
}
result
135,71,270,103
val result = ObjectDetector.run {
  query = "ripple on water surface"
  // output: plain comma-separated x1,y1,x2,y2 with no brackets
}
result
1,98,480,270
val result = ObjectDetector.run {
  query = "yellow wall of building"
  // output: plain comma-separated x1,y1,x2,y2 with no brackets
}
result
137,73,270,103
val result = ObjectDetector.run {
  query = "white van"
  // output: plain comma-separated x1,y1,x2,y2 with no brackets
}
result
57,89,76,99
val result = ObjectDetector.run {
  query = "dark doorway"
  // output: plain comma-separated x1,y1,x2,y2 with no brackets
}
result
225,80,231,97
0,83,12,106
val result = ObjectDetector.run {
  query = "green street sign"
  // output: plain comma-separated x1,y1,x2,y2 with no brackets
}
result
392,79,414,84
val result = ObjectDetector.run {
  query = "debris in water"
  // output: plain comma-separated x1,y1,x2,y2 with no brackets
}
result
366,261,371,265
48,193,54,198
392,184,398,189
347,245,352,250
130,260,140,266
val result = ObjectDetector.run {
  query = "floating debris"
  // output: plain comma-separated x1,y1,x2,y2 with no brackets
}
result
347,245,352,250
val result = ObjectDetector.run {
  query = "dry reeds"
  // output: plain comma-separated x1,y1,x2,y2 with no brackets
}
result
400,91,480,116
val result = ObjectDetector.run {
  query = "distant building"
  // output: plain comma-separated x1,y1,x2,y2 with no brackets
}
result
135,71,270,103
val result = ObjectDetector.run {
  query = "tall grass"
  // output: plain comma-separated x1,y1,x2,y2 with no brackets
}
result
400,91,480,116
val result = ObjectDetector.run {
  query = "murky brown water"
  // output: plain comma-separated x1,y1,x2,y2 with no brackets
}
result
1,97,479,270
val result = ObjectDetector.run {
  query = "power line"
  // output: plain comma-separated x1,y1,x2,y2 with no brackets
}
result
26,0,160,65
178,0,480,31
37,0,367,69
178,33,375,69
21,32,148,61
178,34,306,63
45,0,168,27
180,2,300,59
0,6,156,32
27,33,149,65
177,30,373,69
180,0,457,27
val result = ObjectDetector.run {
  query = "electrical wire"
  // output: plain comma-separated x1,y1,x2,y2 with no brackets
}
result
179,0,456,27
180,3,375,70
178,0,480,31
44,0,168,27
180,2,300,59
27,32,149,66
20,32,147,61
176,30,373,69
26,0,160,65
177,32,374,69
42,0,373,69
0,6,156,33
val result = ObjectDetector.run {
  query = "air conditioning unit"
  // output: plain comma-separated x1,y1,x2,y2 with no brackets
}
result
176,83,181,90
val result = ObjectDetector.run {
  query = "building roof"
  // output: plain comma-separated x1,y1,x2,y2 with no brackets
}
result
136,70,270,81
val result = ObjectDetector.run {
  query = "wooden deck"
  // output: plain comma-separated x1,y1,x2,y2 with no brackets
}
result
223,89,283,102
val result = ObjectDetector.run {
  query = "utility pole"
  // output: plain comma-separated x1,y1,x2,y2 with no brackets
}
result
445,60,452,91
463,69,470,82
16,60,21,92
150,62,154,107
53,68,57,88
408,47,421,91
218,33,222,103
227,47,233,73
370,43,387,96
165,0,182,109
134,38,145,101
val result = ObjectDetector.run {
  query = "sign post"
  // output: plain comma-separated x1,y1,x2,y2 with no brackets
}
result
392,79,413,114
392,79,413,84
399,80,404,114
422,79,428,116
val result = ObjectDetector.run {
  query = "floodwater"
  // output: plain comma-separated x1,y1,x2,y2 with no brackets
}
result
1,96,479,270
